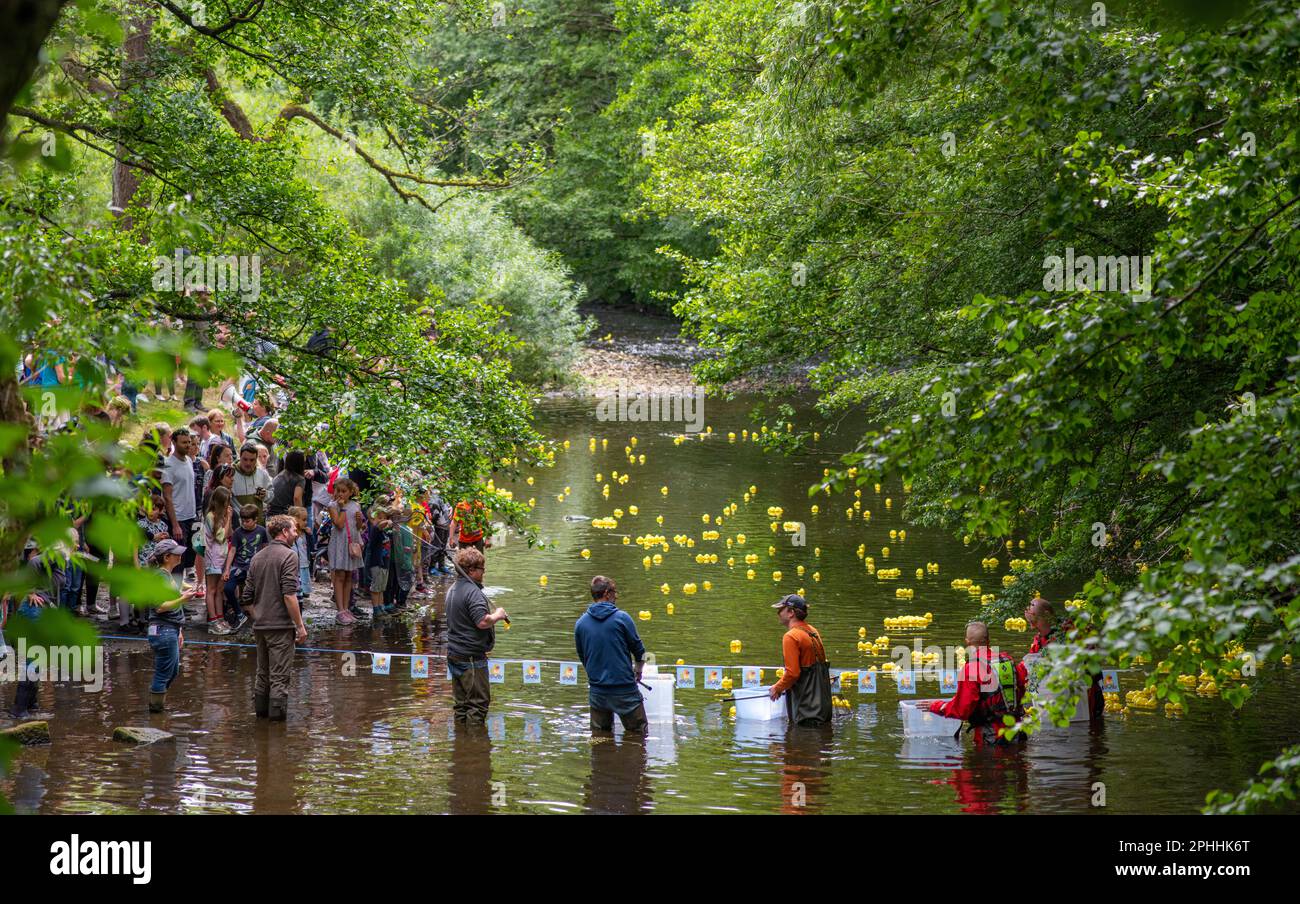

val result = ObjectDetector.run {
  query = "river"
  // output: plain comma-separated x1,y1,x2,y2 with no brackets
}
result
4,318,1298,814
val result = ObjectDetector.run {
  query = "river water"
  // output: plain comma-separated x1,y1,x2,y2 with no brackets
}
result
5,386,1299,814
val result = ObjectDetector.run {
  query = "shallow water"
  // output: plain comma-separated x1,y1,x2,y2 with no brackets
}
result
5,394,1298,814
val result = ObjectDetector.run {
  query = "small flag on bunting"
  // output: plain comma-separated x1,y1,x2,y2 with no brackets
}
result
742,666,762,688
1101,670,1120,693
411,655,429,679
860,670,877,693
488,660,505,684
676,666,695,688
896,670,917,694
522,661,542,684
371,653,391,675
704,667,724,690
560,662,579,685
940,669,958,694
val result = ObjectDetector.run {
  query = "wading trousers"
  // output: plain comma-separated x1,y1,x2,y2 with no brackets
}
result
449,657,491,725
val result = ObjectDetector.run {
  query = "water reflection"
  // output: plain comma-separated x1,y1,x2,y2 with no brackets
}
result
778,722,835,814
448,726,495,815
584,735,651,814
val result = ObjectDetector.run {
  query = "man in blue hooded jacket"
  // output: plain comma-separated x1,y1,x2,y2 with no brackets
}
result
574,575,648,734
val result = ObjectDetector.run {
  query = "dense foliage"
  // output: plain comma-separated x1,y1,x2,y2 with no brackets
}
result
424,0,712,307
613,0,1300,809
0,1,576,629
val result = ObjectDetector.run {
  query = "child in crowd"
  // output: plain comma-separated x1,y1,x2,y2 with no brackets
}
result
326,478,364,625
288,505,312,601
225,503,267,633
409,493,429,594
202,486,234,634
130,491,172,633
364,503,393,616
427,488,452,575
390,504,417,611
146,539,204,713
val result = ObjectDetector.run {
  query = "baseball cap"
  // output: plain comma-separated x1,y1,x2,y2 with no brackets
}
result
152,539,186,559
771,593,808,613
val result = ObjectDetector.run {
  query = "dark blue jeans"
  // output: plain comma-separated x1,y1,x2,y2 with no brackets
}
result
60,564,83,610
147,623,180,694
223,573,246,624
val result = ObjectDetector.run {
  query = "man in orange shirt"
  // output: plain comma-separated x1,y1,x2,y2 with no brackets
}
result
767,594,832,725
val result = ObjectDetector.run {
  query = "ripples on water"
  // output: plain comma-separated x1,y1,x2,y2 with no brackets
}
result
5,394,1299,814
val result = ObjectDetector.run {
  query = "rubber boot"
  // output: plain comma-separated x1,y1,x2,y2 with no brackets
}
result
254,692,269,719
268,696,288,722
12,681,38,718
149,692,165,713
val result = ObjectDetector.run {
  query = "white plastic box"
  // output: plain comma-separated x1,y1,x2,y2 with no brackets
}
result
1023,653,1092,724
1032,687,1092,724
638,669,676,724
900,699,963,738
733,686,787,721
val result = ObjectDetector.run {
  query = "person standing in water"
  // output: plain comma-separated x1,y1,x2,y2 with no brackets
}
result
445,547,508,726
574,576,648,735
767,594,832,726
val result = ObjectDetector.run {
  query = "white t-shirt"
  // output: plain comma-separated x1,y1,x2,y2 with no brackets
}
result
161,454,197,521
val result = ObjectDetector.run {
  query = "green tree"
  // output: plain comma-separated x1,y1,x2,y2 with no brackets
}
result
626,0,1300,808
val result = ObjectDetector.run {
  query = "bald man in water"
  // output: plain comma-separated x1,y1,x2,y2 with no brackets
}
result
930,621,1026,745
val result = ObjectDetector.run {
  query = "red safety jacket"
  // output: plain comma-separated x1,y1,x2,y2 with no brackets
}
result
930,647,1025,741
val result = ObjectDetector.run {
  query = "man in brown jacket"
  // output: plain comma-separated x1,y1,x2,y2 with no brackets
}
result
241,514,307,720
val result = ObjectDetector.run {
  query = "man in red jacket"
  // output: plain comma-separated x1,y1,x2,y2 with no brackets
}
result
1023,596,1104,721
930,621,1025,745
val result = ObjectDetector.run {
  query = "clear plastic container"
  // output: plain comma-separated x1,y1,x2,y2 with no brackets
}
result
639,672,676,723
733,686,787,721
899,699,962,738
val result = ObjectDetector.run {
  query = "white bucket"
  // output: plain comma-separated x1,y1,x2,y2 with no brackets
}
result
900,699,962,738
639,672,676,724
733,685,786,722
1024,654,1092,724
1032,688,1092,724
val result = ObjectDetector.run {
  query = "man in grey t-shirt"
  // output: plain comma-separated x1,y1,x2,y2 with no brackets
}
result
444,547,507,725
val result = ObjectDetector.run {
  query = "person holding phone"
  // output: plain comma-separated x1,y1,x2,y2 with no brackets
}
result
146,540,204,713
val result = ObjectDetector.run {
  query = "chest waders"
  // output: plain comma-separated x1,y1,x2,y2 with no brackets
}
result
786,626,833,726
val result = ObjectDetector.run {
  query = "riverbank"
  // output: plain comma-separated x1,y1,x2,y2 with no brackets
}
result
561,303,810,396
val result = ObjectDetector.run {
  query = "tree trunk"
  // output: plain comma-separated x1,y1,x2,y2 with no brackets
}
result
0,0,69,135
111,6,155,230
